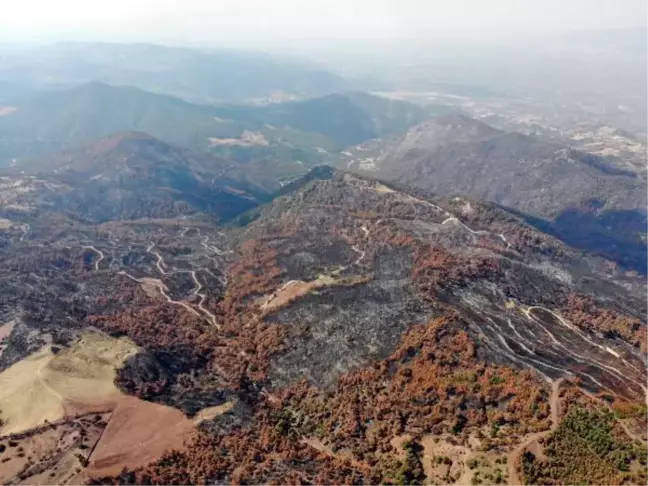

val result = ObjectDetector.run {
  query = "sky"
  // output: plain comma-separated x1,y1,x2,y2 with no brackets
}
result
1,0,646,47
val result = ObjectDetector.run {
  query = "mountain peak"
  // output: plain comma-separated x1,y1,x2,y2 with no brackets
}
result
415,112,501,138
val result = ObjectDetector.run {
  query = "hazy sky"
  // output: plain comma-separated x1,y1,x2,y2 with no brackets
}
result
2,0,646,46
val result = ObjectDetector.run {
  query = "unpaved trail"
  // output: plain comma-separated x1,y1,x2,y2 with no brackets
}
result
153,250,167,274
147,243,168,275
524,306,647,397
141,240,222,327
442,216,511,249
528,306,622,359
118,271,202,318
19,223,29,241
190,270,221,329
508,378,563,485
83,245,105,271
201,235,231,256
351,224,371,266
613,415,646,446
351,245,366,265
36,354,65,404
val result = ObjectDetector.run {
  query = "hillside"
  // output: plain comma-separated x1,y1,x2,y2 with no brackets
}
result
343,113,647,272
224,91,430,150
97,169,647,484
0,83,228,161
0,83,428,165
4,132,272,221
0,164,644,484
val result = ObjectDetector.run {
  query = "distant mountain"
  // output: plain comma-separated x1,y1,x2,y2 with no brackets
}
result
8,132,272,222
214,91,430,150
344,113,647,271
0,42,350,104
0,83,227,161
0,83,428,164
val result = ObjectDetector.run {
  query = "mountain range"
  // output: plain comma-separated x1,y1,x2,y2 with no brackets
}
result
0,42,351,104
344,113,647,272
0,82,428,164
2,131,275,222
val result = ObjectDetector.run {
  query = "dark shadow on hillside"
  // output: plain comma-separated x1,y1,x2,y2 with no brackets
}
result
506,205,647,275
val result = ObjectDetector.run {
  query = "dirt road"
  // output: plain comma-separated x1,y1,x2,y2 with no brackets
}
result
508,378,563,485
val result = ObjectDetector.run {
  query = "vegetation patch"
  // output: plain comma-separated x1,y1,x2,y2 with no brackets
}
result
522,406,648,485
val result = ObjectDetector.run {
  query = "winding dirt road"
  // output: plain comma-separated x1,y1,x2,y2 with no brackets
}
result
118,271,202,318
442,216,511,249
190,270,220,329
83,245,105,271
135,241,223,328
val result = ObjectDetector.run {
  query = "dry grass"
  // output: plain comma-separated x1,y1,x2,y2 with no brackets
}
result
0,348,65,435
0,332,138,435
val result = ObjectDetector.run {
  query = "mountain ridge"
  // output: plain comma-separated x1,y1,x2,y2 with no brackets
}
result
0,41,351,103
344,113,647,272
4,132,272,222
0,82,428,164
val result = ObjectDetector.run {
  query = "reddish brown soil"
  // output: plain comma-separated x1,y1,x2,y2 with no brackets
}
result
83,395,194,478
0,394,194,485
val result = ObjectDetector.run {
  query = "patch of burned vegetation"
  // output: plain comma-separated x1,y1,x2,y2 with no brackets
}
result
265,246,431,388
275,238,356,281
101,317,551,485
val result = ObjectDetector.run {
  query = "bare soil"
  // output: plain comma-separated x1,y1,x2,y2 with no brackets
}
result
83,395,195,478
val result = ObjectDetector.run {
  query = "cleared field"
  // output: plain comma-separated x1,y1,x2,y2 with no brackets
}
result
0,332,138,435
259,279,330,311
193,401,234,424
0,318,16,342
83,396,195,477
0,332,200,484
